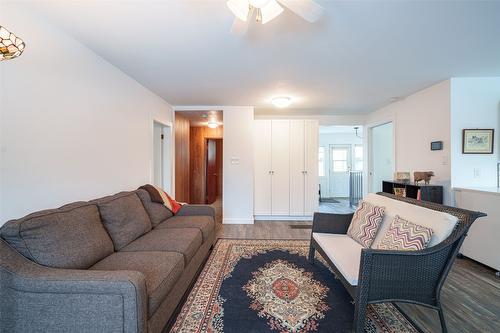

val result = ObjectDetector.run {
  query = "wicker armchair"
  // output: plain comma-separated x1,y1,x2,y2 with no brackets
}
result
308,193,486,333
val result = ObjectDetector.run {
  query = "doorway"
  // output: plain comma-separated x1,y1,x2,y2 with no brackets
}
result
205,138,223,204
174,110,223,223
369,122,394,193
153,121,172,193
318,126,364,213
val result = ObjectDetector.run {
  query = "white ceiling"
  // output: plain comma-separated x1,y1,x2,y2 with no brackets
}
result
15,0,500,114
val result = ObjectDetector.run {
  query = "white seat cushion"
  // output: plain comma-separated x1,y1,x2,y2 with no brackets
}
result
313,233,363,285
364,193,458,248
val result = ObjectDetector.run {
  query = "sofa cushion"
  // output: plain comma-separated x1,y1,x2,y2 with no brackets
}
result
155,215,214,242
121,228,202,264
347,201,385,248
313,233,363,285
365,193,458,248
378,215,433,251
94,192,152,250
90,251,184,316
136,189,173,227
0,202,114,269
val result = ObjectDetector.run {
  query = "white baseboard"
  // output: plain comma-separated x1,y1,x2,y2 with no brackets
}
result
223,218,254,225
254,215,313,221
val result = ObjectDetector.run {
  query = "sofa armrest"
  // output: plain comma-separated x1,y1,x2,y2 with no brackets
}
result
312,212,353,234
357,242,455,303
177,204,216,220
0,240,147,333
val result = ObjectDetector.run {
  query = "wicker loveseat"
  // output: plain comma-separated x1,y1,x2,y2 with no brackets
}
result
308,193,485,333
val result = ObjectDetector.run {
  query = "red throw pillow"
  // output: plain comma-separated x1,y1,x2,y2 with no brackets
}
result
138,184,183,214
162,190,182,214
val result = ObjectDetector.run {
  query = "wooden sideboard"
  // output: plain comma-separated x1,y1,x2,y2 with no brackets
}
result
382,180,443,204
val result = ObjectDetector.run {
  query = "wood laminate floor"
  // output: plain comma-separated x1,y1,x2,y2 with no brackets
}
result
216,221,500,333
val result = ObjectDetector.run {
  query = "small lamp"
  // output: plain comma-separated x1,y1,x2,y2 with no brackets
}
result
0,25,25,61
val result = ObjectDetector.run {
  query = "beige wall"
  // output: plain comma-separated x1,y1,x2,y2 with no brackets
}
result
366,80,452,203
0,5,173,224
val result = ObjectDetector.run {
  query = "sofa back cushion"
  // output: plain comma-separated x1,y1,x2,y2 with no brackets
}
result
135,189,173,227
0,202,114,269
365,193,458,248
94,192,152,250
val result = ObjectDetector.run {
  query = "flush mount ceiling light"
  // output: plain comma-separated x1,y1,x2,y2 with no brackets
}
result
207,118,219,129
271,96,292,108
227,0,324,36
0,25,25,61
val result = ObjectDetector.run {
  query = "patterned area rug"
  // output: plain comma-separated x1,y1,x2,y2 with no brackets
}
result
170,239,419,333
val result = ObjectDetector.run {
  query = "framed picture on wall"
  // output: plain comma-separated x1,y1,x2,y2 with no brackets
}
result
462,129,494,154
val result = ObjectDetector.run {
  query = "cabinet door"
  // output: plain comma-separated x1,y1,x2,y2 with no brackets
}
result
254,120,272,215
289,120,305,215
271,120,290,215
304,120,319,215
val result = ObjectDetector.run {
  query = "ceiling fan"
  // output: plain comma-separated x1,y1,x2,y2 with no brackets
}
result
226,0,324,36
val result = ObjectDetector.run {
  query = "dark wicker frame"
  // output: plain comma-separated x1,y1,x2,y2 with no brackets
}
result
308,193,486,333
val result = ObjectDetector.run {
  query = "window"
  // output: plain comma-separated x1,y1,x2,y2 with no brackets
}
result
353,144,363,171
331,145,349,172
318,146,325,177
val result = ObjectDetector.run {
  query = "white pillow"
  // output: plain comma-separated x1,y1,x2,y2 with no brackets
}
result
364,193,458,248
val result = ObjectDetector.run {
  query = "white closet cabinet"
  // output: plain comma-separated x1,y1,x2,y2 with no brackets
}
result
254,119,319,218
271,120,290,215
254,120,272,215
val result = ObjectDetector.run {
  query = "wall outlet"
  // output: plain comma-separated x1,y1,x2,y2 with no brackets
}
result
473,168,481,178
441,155,448,165
230,158,240,165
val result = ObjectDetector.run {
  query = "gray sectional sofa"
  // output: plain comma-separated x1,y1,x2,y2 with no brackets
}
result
0,189,216,333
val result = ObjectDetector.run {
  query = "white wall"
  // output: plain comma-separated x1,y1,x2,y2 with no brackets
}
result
255,113,366,127
0,5,173,224
175,106,255,224
450,77,500,188
366,80,452,203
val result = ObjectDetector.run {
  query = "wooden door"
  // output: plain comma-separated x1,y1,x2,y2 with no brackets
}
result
206,139,217,204
254,120,272,215
271,120,290,215
289,120,305,215
304,120,319,215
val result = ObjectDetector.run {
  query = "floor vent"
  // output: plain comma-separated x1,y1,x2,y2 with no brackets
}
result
289,225,313,229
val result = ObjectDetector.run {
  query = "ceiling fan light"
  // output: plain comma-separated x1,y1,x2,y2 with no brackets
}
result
226,0,250,22
249,0,271,9
271,96,292,108
259,0,284,24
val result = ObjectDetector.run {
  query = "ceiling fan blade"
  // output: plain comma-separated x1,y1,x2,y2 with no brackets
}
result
230,17,250,36
260,0,284,24
277,0,324,23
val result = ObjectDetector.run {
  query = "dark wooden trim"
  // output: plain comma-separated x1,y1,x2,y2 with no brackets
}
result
462,128,494,154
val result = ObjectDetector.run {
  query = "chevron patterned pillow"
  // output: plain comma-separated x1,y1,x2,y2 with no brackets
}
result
347,201,385,248
378,215,434,251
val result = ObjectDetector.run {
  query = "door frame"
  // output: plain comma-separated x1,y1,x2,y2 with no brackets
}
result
365,120,396,195
151,119,173,193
